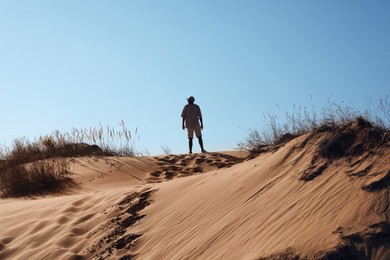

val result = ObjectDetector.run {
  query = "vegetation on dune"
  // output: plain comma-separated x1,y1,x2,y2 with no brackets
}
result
0,121,137,198
2,97,389,198
0,158,73,198
238,97,390,154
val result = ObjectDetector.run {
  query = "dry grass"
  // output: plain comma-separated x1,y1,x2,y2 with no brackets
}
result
161,145,172,155
0,121,137,197
0,159,74,198
238,97,390,153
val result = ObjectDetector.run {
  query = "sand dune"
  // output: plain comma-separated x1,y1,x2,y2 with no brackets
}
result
0,121,389,259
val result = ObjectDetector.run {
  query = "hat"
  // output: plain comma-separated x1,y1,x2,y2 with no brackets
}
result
187,96,195,102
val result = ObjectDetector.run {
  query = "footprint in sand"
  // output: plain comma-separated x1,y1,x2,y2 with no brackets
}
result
195,158,206,164
29,220,51,234
166,165,182,171
147,152,242,183
0,237,14,245
179,160,187,166
70,227,85,236
73,213,95,225
57,215,72,225
191,166,203,173
0,237,15,256
71,198,87,207
164,170,175,179
157,156,179,164
150,170,162,177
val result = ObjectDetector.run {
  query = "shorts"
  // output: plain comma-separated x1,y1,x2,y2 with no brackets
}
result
187,125,202,139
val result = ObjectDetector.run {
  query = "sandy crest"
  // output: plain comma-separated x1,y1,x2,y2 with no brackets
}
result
0,129,389,259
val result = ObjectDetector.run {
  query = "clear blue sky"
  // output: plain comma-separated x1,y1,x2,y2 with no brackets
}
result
1,1,389,155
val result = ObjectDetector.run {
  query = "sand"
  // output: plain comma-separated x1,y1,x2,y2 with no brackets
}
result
0,123,389,259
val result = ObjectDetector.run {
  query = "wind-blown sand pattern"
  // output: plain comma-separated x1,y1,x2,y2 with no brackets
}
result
0,121,389,259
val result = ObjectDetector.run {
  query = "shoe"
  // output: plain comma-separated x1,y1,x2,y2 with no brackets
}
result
201,149,207,153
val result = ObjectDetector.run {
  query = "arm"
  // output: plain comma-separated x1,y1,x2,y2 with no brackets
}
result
181,106,186,130
198,105,203,129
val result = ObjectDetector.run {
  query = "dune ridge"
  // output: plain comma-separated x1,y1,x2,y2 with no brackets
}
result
0,120,389,259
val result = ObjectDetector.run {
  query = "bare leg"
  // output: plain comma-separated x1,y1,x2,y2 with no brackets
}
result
189,138,193,154
198,137,206,153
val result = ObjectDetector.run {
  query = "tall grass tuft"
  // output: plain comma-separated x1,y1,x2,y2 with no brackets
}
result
0,120,138,197
0,158,73,197
238,97,390,152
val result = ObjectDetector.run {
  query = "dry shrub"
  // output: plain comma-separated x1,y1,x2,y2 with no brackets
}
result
0,159,75,197
0,121,137,197
239,97,390,154
299,116,390,182
318,117,389,159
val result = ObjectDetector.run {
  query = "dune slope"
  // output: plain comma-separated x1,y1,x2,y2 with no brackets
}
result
130,121,389,259
0,120,389,259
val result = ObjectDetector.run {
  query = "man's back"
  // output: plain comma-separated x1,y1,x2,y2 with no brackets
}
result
181,103,202,128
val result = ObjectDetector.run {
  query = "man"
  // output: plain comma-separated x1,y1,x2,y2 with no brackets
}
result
181,96,206,154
